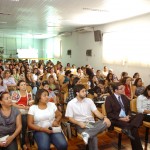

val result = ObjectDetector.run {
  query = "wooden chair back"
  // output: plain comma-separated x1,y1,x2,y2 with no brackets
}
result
101,104,107,116
130,98,137,113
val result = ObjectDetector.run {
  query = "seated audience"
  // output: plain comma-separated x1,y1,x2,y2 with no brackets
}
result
19,66,25,81
48,75,60,91
120,71,128,82
63,70,71,84
59,65,65,75
61,70,71,93
102,66,108,79
76,67,84,78
121,77,133,100
12,68,20,84
42,80,57,103
132,78,145,98
0,91,22,150
3,70,16,92
65,77,80,103
65,84,111,150
65,63,71,71
132,72,140,84
88,75,99,98
54,61,61,75
137,85,150,122
32,68,41,88
27,89,68,150
47,67,57,81
70,64,77,75
12,80,34,150
0,76,8,93
105,82,143,150
96,70,104,82
108,69,119,82
106,73,114,84
38,64,44,79
24,70,37,95
97,80,111,101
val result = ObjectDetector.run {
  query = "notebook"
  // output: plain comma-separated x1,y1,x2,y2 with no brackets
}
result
52,126,62,133
0,135,9,142
85,122,94,129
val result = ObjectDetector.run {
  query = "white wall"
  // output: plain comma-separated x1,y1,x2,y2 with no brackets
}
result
59,13,150,85
61,32,102,68
0,37,43,58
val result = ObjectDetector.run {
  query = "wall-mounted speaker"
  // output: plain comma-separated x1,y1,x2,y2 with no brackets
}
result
86,49,92,56
67,49,71,55
94,30,102,42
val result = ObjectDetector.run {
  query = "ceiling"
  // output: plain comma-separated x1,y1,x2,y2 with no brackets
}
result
0,0,150,39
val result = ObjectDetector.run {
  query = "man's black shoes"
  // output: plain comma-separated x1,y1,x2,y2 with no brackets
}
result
122,129,135,140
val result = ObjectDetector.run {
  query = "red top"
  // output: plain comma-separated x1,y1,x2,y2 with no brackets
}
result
17,96,27,106
124,84,131,98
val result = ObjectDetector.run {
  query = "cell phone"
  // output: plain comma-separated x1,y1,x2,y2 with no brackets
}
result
48,127,52,130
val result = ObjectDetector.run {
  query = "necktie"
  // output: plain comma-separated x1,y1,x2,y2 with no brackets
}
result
118,96,125,111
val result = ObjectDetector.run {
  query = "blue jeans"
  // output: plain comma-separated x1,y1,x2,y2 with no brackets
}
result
20,114,27,148
34,131,68,150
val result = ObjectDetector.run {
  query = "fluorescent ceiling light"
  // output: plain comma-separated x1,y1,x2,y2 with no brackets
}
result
0,22,7,24
11,0,19,1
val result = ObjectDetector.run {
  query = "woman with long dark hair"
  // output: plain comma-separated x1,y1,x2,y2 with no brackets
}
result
27,89,68,150
0,91,21,150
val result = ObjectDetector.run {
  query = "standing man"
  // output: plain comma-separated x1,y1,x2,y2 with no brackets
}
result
65,84,111,150
105,82,143,150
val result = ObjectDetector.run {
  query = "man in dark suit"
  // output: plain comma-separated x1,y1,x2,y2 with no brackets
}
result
105,82,143,150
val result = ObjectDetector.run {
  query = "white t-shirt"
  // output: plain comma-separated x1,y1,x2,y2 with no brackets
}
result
137,95,150,113
28,102,57,128
65,97,97,122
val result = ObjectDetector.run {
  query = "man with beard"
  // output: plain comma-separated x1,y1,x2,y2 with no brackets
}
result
65,84,111,150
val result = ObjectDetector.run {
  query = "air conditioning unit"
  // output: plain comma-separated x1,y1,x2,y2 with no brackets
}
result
58,32,72,36
75,27,93,33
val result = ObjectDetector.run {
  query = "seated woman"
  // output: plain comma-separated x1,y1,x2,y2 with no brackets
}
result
0,76,8,93
137,85,150,122
32,68,41,88
42,80,63,112
61,70,71,92
132,72,140,84
42,80,57,103
88,75,99,97
24,70,37,96
3,70,16,92
66,77,81,103
121,76,133,100
0,91,22,150
12,68,20,84
132,78,145,98
11,80,34,150
48,75,60,92
97,80,111,101
27,89,68,150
